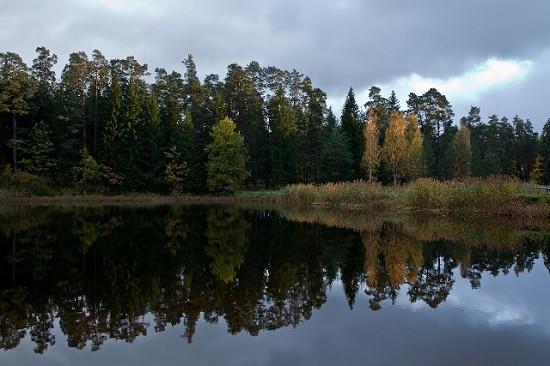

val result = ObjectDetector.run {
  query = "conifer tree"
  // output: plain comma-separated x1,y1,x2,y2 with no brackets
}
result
20,121,57,176
341,88,363,176
164,146,188,194
320,129,354,182
0,52,35,172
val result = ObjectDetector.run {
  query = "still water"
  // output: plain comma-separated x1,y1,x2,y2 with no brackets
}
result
1,205,550,365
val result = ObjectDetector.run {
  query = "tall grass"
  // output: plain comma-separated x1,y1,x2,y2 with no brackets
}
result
403,176,520,212
274,176,549,217
279,180,388,207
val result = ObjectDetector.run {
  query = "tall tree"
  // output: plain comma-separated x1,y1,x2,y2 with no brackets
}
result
320,129,354,183
407,88,454,178
88,50,109,157
224,63,266,187
450,121,472,179
341,88,363,176
382,112,408,185
541,118,550,184
405,114,424,181
361,111,381,182
0,52,35,171
267,88,298,187
61,52,90,149
20,121,57,176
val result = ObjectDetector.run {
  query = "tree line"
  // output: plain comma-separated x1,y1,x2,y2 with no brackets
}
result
1,47,549,193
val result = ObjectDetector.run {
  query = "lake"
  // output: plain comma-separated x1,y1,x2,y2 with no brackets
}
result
1,205,550,365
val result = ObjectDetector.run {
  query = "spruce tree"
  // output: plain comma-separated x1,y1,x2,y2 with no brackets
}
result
340,88,363,176
320,129,354,183
20,121,57,176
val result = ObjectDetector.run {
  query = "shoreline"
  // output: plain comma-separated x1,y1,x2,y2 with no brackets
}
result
0,190,548,219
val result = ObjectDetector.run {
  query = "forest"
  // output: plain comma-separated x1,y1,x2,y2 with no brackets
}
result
1,47,549,194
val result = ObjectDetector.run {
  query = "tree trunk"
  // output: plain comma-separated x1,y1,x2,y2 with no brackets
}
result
93,87,98,157
12,114,17,172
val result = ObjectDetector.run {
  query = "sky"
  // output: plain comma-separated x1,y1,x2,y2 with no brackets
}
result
1,0,550,130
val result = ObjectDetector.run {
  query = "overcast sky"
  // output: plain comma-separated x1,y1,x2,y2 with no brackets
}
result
1,0,549,130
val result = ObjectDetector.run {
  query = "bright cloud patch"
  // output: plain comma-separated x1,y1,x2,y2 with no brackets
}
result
378,58,533,104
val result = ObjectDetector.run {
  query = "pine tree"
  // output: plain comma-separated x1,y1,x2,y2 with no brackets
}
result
361,111,380,182
206,117,249,192
0,52,35,172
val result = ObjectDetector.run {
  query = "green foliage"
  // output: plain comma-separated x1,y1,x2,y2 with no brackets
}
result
449,122,472,179
320,129,354,183
72,148,104,194
164,146,188,194
20,121,57,176
206,117,249,193
0,167,52,196
340,88,363,175
0,49,545,195
529,155,544,184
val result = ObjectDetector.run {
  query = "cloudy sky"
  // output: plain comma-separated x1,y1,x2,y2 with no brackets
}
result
2,0,549,129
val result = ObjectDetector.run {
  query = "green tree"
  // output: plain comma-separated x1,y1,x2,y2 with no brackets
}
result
407,88,454,178
206,117,249,192
164,146,188,194
341,88,363,176
88,50,109,157
0,52,35,172
20,121,57,176
541,118,550,184
320,129,354,182
529,155,544,184
73,148,103,193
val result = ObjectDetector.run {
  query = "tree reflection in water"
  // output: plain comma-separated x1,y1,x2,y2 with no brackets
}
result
0,206,549,353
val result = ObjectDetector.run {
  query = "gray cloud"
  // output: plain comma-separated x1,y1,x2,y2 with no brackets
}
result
1,0,549,128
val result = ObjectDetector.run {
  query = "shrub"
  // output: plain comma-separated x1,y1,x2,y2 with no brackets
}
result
0,167,52,196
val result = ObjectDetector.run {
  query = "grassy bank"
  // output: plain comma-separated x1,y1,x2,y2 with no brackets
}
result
241,177,550,217
2,177,549,217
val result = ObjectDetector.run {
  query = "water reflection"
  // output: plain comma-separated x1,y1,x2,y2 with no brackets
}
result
0,206,549,356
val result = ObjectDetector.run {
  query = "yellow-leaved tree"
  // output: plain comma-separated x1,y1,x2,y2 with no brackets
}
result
361,110,381,182
405,114,424,181
382,112,408,185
